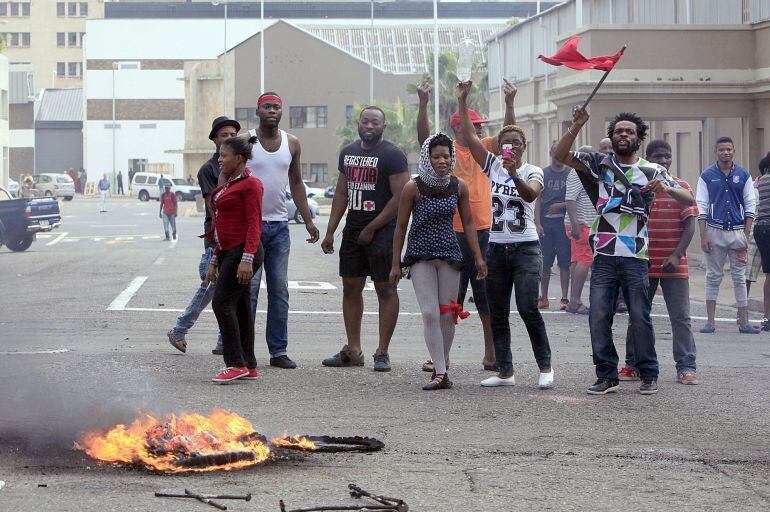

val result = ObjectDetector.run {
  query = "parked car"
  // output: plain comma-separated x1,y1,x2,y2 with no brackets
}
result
286,190,319,224
7,178,19,197
302,180,326,198
131,172,201,202
324,185,336,198
0,186,61,251
32,173,75,201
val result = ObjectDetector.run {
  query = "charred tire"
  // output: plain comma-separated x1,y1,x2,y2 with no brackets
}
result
277,435,384,453
6,234,34,252
138,190,150,202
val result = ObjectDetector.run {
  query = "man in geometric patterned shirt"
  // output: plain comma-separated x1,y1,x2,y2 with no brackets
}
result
555,108,693,396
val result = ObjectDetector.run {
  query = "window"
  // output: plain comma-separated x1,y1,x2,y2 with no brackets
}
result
139,123,157,129
21,2,29,16
117,61,140,70
134,175,147,185
68,63,77,77
345,105,355,120
21,32,29,47
68,2,76,16
235,107,258,131
57,33,65,47
310,164,328,183
57,2,65,16
68,32,77,47
9,3,18,16
147,176,157,185
79,2,87,16
9,32,18,46
0,90,7,120
104,123,121,129
0,4,7,16
289,106,328,129
56,62,65,77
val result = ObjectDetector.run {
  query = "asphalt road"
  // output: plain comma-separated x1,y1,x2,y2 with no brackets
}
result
0,196,768,511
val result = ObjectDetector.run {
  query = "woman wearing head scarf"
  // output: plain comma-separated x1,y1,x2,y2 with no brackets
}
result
391,133,488,390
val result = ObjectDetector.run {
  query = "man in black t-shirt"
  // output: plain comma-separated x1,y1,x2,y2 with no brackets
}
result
166,116,240,355
321,106,409,371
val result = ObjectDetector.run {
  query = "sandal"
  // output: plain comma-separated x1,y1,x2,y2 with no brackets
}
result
421,360,434,373
167,330,187,353
566,303,589,315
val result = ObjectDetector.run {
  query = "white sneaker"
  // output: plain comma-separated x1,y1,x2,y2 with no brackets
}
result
538,370,555,389
481,375,515,387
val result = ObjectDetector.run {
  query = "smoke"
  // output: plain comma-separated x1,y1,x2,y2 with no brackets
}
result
0,360,173,452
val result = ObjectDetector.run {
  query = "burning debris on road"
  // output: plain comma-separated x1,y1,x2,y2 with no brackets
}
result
75,409,383,473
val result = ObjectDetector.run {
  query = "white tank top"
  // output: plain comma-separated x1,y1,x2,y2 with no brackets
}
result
247,129,293,221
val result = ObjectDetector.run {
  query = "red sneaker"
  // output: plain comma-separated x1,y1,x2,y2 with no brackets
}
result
677,370,699,385
537,297,550,309
242,368,259,380
618,367,640,381
212,367,249,383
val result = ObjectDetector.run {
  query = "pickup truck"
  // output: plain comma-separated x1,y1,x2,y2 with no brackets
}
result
0,186,62,251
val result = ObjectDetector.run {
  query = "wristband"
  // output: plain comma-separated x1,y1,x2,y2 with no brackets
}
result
513,177,521,184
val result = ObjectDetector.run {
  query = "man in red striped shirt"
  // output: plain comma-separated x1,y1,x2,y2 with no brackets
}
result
159,184,178,241
621,140,699,385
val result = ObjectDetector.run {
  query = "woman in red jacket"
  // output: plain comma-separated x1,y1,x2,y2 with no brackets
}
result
204,135,265,383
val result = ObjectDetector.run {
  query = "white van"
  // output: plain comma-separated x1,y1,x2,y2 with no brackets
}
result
131,173,201,202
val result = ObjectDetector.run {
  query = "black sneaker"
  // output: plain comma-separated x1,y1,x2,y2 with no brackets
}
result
211,347,223,355
587,378,620,395
639,379,658,395
270,355,297,369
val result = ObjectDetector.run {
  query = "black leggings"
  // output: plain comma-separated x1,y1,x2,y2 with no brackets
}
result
212,244,261,369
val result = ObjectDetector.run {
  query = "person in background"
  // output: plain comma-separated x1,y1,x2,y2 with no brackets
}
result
117,170,125,195
752,155,770,331
187,174,195,186
563,145,596,315
620,140,699,385
158,173,165,196
391,132,488,391
203,135,264,384
98,174,110,213
697,137,759,334
536,143,572,310
128,169,136,191
159,183,178,241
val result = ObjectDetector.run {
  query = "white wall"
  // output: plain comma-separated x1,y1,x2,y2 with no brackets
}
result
87,70,185,100
85,120,184,183
9,129,34,148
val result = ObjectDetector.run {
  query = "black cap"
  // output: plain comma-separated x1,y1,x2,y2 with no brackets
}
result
208,116,241,140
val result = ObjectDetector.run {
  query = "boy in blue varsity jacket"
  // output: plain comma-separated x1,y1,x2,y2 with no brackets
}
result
695,136,759,334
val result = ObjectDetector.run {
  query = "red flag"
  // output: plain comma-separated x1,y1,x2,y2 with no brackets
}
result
538,35,624,71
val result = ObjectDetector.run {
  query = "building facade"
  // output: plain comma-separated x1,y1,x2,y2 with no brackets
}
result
35,88,83,174
486,0,770,186
1,0,104,90
0,54,9,188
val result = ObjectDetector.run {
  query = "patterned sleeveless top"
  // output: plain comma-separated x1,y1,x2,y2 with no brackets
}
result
402,176,464,268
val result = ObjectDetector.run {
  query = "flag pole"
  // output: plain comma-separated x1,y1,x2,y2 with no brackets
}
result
581,44,626,109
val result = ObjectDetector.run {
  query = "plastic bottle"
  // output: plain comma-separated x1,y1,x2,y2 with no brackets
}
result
457,38,476,82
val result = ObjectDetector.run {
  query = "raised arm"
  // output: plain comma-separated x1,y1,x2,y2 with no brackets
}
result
502,78,517,127
553,106,590,173
456,81,490,167
416,81,431,146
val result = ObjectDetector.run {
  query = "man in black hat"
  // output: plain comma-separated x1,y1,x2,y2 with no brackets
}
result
166,116,240,354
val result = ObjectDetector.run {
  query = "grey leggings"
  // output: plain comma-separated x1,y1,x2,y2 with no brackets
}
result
410,260,461,375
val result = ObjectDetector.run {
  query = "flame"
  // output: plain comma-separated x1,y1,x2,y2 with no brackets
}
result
272,434,317,451
78,409,273,473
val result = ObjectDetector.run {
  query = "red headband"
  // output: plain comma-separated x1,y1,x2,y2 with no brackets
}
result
258,94,282,107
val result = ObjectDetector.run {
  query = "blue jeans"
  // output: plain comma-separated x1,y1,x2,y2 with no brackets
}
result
162,213,177,239
589,254,658,380
625,277,696,374
172,247,222,347
486,242,552,376
249,221,291,357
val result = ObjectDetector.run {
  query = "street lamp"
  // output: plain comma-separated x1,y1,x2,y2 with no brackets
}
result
433,0,439,132
212,0,228,113
260,0,264,94
369,0,374,104
112,62,118,181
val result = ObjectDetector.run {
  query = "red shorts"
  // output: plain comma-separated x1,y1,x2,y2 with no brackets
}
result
566,225,594,267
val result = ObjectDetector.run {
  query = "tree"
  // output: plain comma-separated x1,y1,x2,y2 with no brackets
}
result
406,48,490,134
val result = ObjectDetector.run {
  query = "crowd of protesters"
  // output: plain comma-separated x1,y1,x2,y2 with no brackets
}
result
167,81,769,396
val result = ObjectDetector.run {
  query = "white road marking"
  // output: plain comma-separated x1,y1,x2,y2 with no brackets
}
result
89,224,139,228
288,281,336,290
37,233,52,239
45,231,69,246
0,348,71,355
110,306,749,323
153,255,165,265
107,276,148,311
